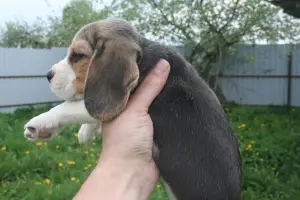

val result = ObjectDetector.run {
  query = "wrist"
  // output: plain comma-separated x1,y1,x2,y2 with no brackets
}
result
74,157,158,200
96,157,158,200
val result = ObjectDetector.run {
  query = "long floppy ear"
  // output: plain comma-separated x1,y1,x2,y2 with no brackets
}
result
84,38,141,121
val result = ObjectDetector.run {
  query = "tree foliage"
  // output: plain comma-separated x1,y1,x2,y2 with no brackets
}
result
111,0,300,73
0,0,111,48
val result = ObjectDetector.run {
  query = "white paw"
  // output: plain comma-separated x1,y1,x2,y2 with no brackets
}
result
78,123,101,144
24,113,61,142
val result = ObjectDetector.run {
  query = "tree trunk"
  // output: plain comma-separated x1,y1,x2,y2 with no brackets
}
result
207,75,227,104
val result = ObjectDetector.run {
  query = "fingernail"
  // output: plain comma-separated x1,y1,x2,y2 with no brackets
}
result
154,59,169,75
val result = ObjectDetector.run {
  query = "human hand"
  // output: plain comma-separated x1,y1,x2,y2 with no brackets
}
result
74,59,171,200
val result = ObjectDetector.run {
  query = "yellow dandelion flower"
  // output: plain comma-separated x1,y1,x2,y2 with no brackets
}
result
58,163,63,167
87,164,92,168
56,145,60,149
36,142,42,147
84,151,89,155
67,161,76,165
35,181,42,185
25,151,30,155
74,133,78,137
156,184,161,189
1,146,6,151
44,178,51,185
71,177,77,181
245,144,252,151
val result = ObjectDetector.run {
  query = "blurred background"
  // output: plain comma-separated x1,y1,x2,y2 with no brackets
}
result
0,0,300,199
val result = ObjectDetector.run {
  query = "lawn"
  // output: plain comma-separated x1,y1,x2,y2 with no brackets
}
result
1,105,300,200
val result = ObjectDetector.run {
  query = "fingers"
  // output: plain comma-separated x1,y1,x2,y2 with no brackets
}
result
126,59,170,111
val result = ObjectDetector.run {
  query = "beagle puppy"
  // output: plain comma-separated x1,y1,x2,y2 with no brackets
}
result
24,19,242,200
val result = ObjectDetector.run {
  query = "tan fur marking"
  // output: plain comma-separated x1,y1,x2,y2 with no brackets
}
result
68,40,93,95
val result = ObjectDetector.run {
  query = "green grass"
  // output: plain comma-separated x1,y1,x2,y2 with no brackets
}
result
1,105,300,200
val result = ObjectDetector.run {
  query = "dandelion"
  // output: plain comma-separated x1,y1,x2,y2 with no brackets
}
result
1,146,6,151
36,142,42,147
84,151,89,156
58,163,63,167
71,177,77,181
56,145,60,149
74,133,78,137
67,161,76,165
245,144,252,151
87,164,93,168
44,178,51,185
156,184,161,189
237,124,246,129
35,181,42,185
25,151,30,155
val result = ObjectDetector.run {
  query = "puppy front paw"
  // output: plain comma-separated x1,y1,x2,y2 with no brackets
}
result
78,123,101,144
24,113,61,142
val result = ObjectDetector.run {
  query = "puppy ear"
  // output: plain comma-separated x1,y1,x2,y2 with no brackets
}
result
84,38,140,121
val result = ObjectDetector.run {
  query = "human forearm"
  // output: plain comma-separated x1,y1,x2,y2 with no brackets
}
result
73,158,157,200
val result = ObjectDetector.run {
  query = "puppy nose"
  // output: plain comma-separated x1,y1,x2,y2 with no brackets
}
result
46,71,54,82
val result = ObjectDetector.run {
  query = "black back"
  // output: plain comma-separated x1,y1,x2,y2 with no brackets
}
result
137,37,242,200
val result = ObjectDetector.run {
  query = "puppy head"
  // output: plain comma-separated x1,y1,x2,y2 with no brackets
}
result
48,19,141,121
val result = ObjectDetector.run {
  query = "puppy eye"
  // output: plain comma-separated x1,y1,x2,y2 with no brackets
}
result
69,52,86,63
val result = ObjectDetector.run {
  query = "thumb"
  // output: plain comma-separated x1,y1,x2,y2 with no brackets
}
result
126,59,170,111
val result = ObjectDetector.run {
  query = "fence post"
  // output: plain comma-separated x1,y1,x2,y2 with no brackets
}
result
287,51,293,107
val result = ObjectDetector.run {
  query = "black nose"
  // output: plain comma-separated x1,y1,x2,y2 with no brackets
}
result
46,71,54,82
